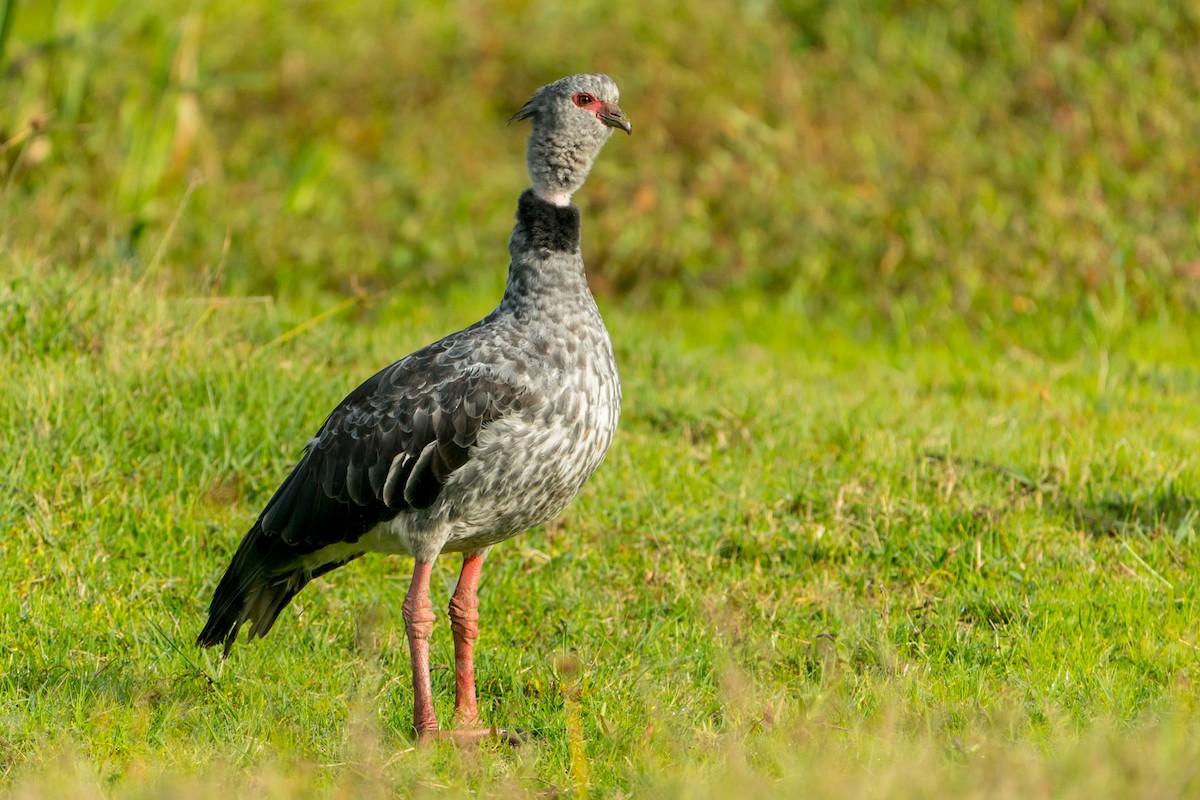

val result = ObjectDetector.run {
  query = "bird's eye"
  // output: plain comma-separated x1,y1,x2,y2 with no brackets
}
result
573,93,595,107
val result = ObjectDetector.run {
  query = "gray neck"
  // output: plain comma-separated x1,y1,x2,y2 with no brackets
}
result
499,190,590,308
526,126,605,207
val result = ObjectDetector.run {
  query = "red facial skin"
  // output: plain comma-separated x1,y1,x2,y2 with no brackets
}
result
573,92,628,131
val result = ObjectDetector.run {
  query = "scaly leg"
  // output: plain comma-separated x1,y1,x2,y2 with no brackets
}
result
448,551,485,728
401,559,439,739
403,553,520,745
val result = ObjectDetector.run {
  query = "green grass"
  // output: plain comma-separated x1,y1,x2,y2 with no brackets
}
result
4,263,1200,796
4,0,1200,796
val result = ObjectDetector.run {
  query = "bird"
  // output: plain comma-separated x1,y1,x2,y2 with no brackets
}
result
196,73,631,743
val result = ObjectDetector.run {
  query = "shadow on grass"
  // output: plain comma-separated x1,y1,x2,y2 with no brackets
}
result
922,451,1199,541
4,661,148,707
1070,487,1200,540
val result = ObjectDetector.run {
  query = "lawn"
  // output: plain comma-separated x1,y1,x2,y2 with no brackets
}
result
4,0,1200,797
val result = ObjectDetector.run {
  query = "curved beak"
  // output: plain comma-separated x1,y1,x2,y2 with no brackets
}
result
598,102,632,135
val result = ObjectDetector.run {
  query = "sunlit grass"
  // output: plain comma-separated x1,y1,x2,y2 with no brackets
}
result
4,0,1200,796
3,257,1199,795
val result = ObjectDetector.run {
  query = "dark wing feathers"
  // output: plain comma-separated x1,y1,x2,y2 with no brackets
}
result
403,442,441,509
344,459,369,506
385,453,414,507
266,351,526,549
198,334,532,654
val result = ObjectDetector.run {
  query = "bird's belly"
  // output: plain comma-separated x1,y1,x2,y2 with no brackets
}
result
441,434,603,550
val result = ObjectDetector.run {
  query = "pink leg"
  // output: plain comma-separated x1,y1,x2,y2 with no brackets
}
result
402,554,520,745
448,551,485,727
401,559,439,739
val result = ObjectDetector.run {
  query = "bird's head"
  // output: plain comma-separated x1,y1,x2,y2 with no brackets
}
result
510,73,630,206
510,73,631,137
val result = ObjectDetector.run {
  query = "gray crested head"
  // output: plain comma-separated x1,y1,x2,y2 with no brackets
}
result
510,73,631,207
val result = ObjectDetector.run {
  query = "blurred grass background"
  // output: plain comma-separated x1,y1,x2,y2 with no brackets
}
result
5,0,1199,319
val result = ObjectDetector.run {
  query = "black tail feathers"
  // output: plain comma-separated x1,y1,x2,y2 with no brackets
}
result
196,523,310,656
197,522,363,656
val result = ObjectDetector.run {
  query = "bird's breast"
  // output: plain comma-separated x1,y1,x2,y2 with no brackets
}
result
436,320,620,551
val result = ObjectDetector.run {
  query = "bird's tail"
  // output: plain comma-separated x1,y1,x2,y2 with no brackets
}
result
196,522,313,657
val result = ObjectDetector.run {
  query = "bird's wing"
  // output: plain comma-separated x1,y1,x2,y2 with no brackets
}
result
196,330,532,653
256,334,532,552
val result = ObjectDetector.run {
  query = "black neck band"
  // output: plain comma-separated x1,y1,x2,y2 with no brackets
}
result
516,190,581,253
